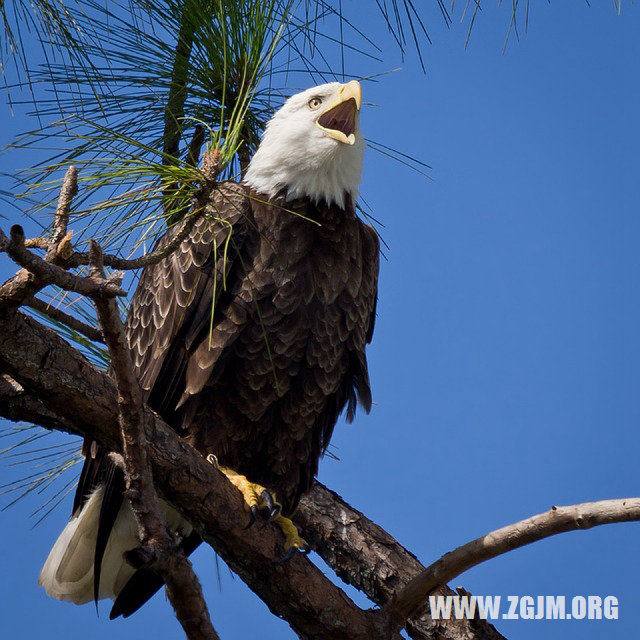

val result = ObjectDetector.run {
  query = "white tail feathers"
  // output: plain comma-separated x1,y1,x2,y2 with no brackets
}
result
39,486,192,605
38,487,136,603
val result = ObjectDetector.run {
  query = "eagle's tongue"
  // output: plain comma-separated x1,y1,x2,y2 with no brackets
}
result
317,98,357,137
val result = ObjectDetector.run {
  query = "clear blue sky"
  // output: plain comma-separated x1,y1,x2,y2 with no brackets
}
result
1,2,639,639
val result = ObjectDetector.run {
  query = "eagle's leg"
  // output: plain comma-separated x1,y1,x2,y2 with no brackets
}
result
207,454,280,524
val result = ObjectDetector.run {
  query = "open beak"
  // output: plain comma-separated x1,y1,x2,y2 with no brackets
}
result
316,80,362,145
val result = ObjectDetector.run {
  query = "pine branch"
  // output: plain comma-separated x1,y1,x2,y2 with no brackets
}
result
89,240,219,640
162,0,199,220
0,226,126,302
0,167,79,306
383,498,640,632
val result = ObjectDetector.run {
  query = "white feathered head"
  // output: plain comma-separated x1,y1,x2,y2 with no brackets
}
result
244,81,364,209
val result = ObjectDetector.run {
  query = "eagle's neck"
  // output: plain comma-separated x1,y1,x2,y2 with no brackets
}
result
243,135,363,209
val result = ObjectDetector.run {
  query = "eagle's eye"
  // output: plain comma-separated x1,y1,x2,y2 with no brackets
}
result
308,97,322,110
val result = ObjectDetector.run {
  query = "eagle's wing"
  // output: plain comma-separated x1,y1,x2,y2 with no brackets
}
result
127,182,251,416
71,182,251,613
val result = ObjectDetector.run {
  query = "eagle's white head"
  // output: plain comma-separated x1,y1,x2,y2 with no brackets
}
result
244,81,364,209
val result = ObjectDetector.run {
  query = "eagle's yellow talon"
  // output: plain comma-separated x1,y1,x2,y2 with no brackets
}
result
207,455,272,513
206,455,305,551
275,514,308,552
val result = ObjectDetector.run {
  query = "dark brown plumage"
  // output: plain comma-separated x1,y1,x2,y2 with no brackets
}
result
73,180,379,617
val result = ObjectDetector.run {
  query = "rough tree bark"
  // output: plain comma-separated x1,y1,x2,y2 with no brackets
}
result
296,485,507,640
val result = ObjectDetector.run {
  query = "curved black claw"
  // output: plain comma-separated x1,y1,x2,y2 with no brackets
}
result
277,544,310,564
260,490,281,520
244,505,259,530
277,547,298,564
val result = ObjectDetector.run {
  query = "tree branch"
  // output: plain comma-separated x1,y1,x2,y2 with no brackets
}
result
5,313,639,639
0,226,126,302
47,165,77,258
161,0,198,221
383,498,640,633
0,168,78,306
24,296,104,343
0,309,393,640
66,206,204,271
89,240,219,640
187,125,206,167
2,169,636,640
0,372,505,640
297,484,507,640
0,374,80,435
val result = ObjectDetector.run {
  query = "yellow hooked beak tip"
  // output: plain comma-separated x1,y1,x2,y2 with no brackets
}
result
338,80,362,110
316,80,362,145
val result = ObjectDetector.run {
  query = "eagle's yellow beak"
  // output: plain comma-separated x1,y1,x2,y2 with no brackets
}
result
316,80,362,145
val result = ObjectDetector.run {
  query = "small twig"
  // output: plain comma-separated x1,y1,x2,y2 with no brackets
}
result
72,152,221,268
89,240,219,640
69,207,206,271
25,238,50,250
187,124,206,167
383,498,640,632
2,165,217,293
0,170,80,307
25,296,104,343
48,165,77,255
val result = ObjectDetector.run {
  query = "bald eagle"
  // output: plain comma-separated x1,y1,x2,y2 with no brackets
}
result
38,80,379,618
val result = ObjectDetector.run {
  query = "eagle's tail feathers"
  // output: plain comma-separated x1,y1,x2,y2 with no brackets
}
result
38,486,137,604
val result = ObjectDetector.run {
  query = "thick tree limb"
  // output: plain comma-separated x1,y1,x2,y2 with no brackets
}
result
0,374,80,434
0,309,394,640
383,498,640,632
297,484,507,640
0,377,504,640
3,311,639,639
1,166,636,639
